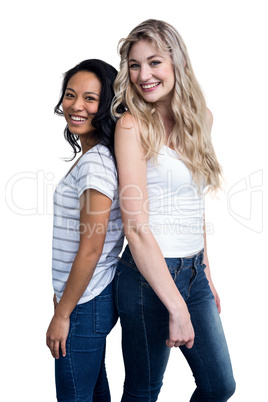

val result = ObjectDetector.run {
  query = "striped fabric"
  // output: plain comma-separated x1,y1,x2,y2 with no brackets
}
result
52,144,124,304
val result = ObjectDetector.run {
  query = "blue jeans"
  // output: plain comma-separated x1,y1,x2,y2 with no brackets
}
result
55,281,117,402
114,246,236,401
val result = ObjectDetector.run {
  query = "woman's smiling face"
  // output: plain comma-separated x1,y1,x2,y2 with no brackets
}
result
62,71,101,139
128,39,175,107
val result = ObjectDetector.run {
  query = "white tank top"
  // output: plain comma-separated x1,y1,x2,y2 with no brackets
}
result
147,145,205,257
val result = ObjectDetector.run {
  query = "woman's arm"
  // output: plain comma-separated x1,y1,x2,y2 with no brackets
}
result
203,217,221,313
203,108,221,313
115,114,194,349
46,189,112,359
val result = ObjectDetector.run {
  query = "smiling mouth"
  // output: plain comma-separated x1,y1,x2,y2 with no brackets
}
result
140,82,161,90
70,115,87,122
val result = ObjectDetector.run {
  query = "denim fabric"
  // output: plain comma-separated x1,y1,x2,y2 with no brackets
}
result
55,281,117,402
115,246,236,402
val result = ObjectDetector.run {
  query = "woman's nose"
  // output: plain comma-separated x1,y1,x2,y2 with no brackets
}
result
139,65,152,82
71,97,84,111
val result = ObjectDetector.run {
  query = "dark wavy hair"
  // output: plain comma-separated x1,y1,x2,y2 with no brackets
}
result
54,59,118,163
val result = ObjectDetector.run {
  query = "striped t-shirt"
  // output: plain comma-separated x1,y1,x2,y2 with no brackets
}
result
52,144,124,305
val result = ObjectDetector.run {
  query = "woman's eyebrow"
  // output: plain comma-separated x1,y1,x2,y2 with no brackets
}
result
84,91,100,97
128,54,164,63
147,54,164,60
66,88,99,97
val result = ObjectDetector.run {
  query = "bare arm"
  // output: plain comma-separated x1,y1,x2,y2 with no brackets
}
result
203,110,221,313
115,114,194,349
46,189,112,358
203,217,221,313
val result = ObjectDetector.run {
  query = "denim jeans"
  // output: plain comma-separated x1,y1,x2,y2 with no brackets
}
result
114,245,236,401
55,281,117,402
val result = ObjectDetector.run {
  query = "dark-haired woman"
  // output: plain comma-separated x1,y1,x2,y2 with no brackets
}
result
46,59,124,401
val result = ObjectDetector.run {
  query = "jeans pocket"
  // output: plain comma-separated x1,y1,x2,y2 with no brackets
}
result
93,292,118,335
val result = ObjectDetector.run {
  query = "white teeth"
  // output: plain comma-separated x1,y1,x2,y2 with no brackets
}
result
71,116,86,121
141,83,159,89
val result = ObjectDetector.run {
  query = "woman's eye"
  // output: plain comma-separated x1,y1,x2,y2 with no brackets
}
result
151,60,161,66
85,96,95,101
64,92,74,98
129,63,140,69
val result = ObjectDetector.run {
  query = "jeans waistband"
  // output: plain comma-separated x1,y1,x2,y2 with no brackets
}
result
121,245,204,271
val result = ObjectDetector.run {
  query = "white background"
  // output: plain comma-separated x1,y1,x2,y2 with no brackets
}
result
2,0,267,400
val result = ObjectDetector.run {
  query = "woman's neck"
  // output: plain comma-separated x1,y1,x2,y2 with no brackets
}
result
80,136,99,154
156,101,174,118
156,107,175,137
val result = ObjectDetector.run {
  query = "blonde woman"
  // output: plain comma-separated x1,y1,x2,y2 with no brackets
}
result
112,20,235,401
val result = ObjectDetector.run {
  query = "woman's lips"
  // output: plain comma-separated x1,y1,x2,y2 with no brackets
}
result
69,115,87,124
140,82,161,92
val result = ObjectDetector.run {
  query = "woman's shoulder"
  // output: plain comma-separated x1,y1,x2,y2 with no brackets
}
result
116,112,139,131
94,143,111,156
115,113,145,161
115,112,142,146
205,107,213,131
83,143,110,157
79,144,115,170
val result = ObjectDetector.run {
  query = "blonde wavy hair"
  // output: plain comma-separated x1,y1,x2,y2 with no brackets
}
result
112,19,222,192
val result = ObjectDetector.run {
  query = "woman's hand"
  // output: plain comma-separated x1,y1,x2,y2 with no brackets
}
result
46,313,70,359
166,305,195,349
